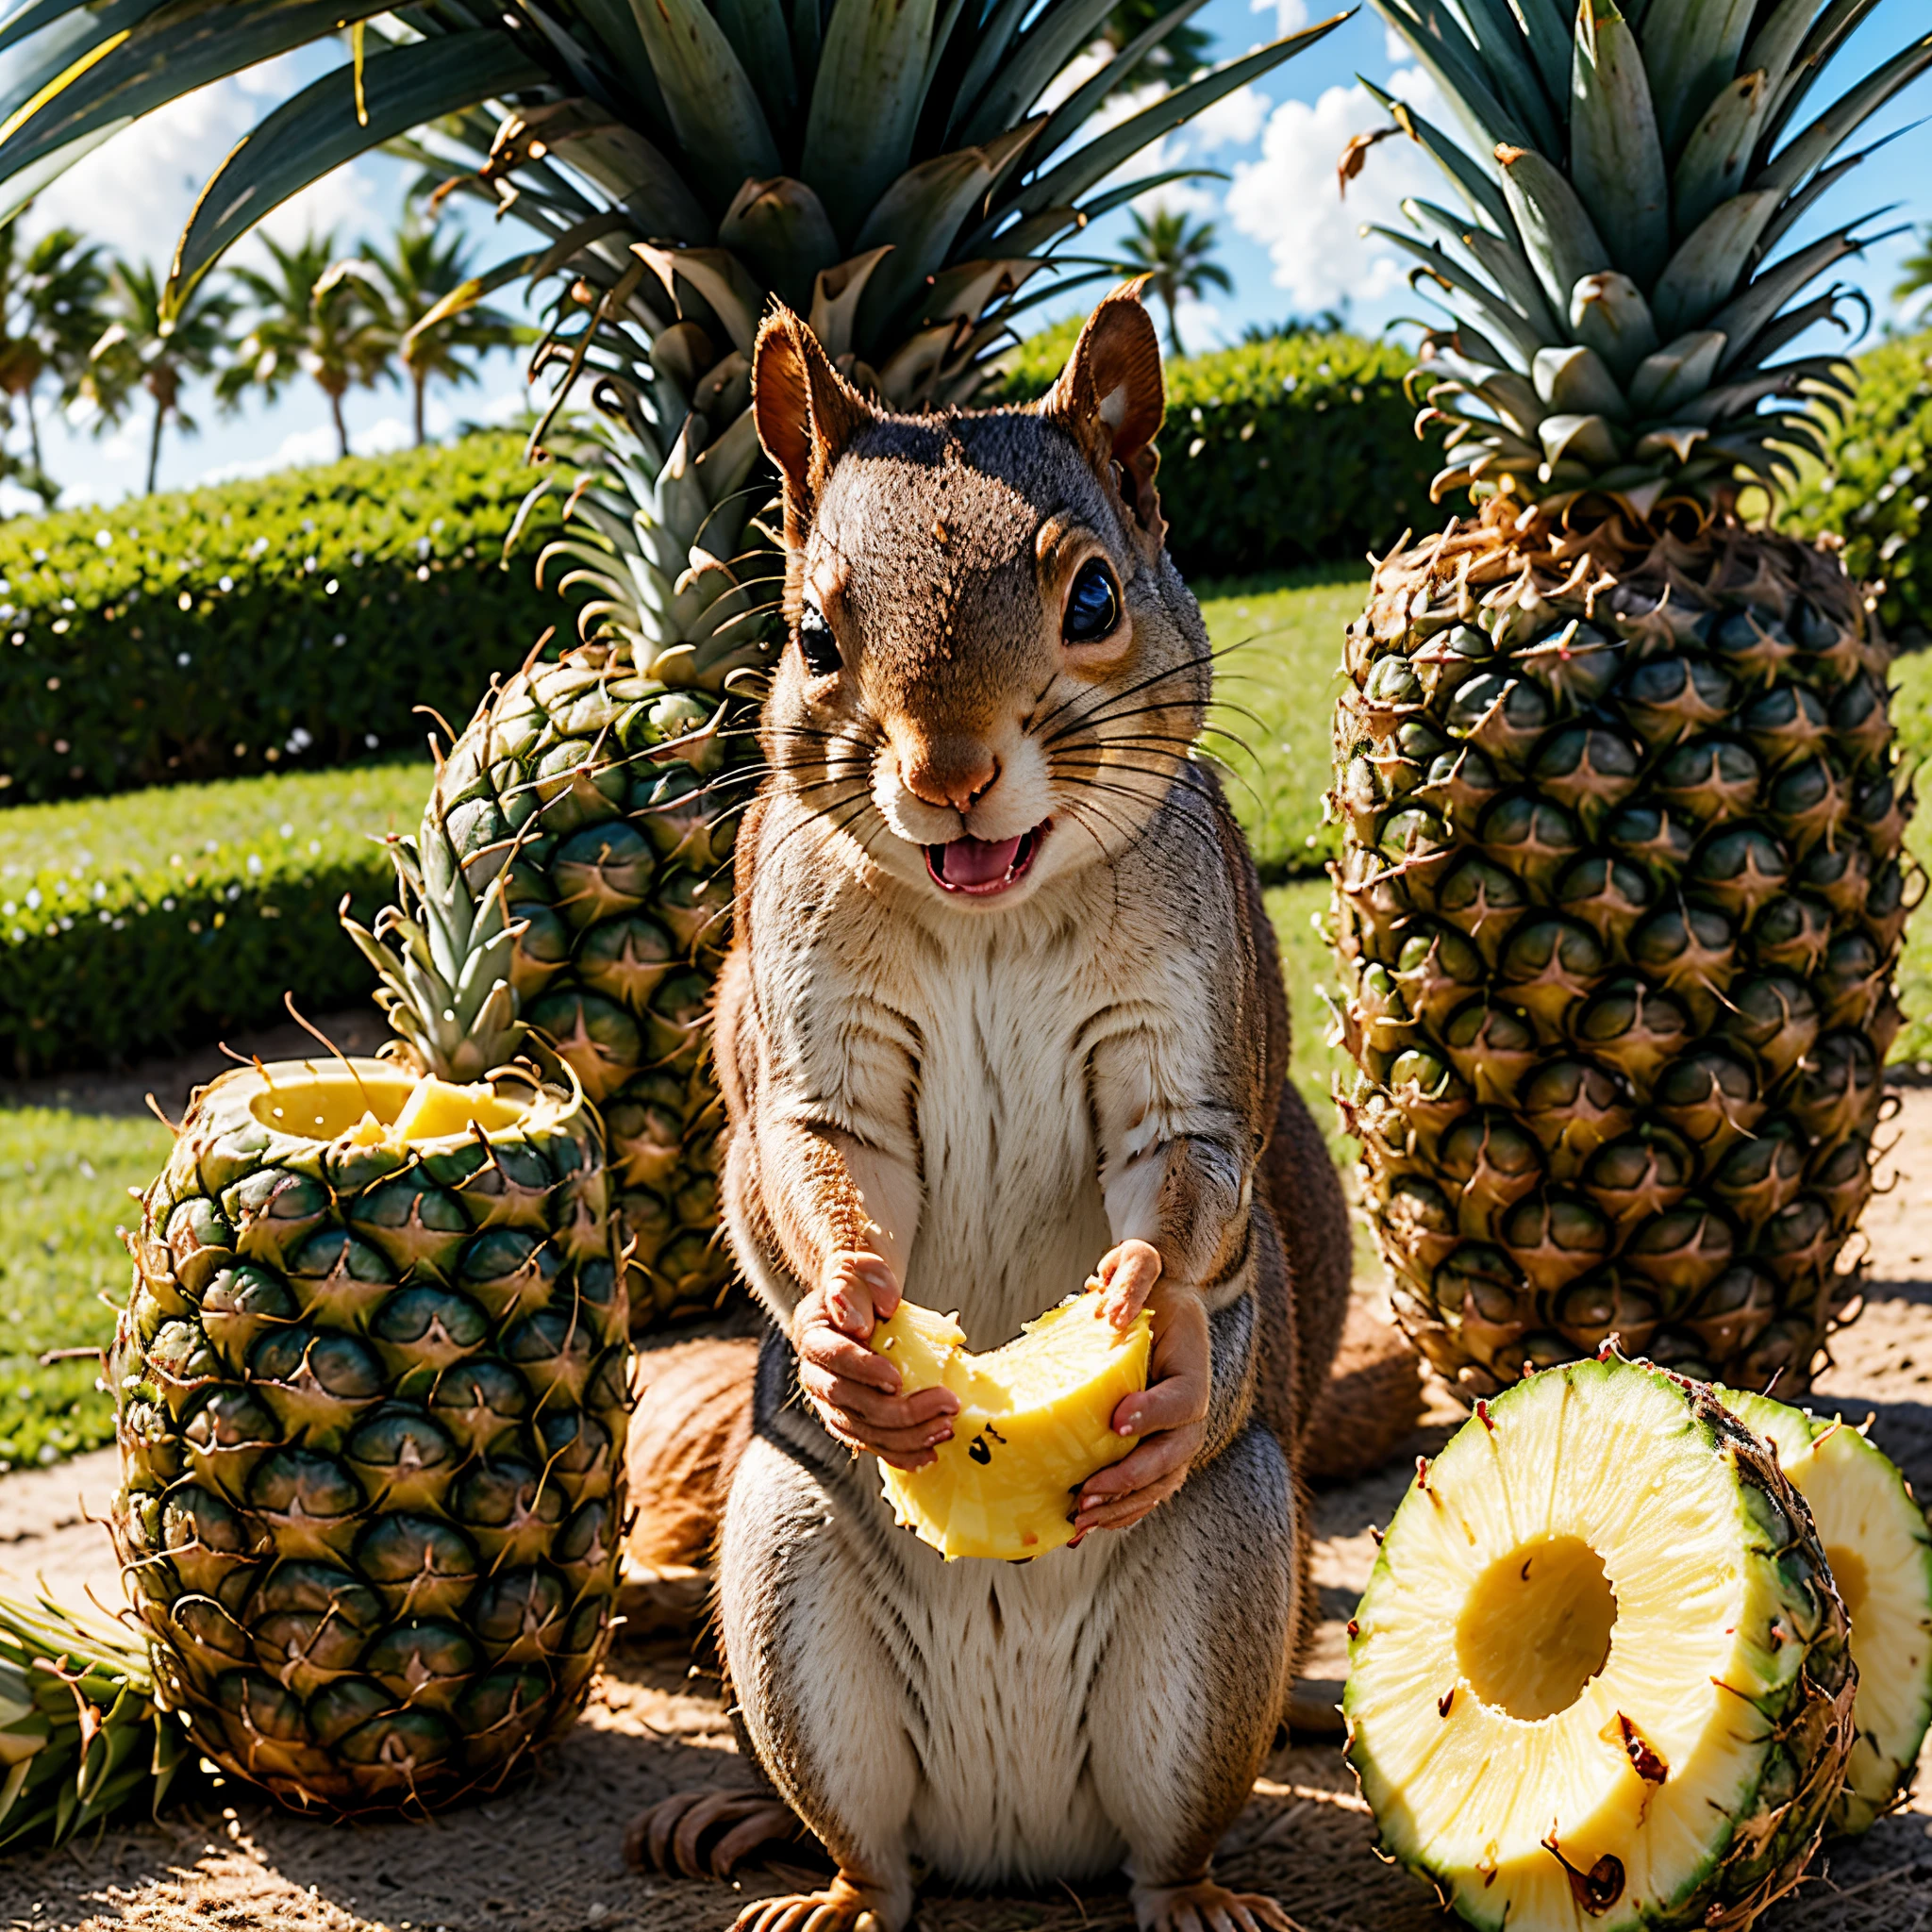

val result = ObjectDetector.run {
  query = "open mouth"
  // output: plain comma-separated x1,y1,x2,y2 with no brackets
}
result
924,823,1047,897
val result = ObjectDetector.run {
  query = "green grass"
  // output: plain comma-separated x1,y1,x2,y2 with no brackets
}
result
0,758,427,1076
1199,567,1362,879
0,1110,170,1470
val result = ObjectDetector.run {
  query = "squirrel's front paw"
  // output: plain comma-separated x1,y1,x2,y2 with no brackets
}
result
794,1252,958,1469
1074,1283,1209,1537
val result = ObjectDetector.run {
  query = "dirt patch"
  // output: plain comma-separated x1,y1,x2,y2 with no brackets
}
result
2,1083,1930,1929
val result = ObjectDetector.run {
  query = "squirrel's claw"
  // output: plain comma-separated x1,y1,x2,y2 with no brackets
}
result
625,1787,805,1881
733,1877,889,1932
1131,1879,1304,1932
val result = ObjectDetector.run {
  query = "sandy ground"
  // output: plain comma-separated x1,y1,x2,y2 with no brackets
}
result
0,1029,1929,1929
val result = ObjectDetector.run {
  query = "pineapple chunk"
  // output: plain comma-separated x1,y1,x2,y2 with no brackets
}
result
391,1075,526,1142
872,1291,1152,1561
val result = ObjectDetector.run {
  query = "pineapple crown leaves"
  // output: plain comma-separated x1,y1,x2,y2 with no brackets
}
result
1359,0,1932,522
341,815,528,1086
0,1591,188,1851
0,3,1348,694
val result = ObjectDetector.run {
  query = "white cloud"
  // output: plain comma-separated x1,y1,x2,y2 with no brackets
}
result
1224,69,1451,317
1252,0,1309,41
1191,84,1268,152
1386,25,1412,65
1037,41,1114,115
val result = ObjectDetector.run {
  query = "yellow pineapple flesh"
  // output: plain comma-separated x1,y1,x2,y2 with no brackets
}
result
872,1292,1151,1561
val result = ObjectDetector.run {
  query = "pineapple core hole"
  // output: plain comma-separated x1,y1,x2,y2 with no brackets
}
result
1456,1535,1617,1723
1824,1544,1869,1625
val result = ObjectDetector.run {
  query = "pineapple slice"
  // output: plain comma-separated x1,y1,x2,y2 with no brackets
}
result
872,1291,1152,1561
1718,1387,1932,1836
1346,1356,1853,1931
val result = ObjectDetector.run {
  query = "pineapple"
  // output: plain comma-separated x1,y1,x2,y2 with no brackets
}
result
1718,1385,1932,1836
1335,0,1930,1399
870,1292,1153,1561
108,830,629,1812
0,0,1345,1334
1345,1353,1855,1931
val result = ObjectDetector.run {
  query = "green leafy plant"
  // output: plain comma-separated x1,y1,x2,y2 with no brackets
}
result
0,759,425,1076
1780,329,1932,647
999,325,1457,575
0,431,585,804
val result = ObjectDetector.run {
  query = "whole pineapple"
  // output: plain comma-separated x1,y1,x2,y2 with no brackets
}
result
1334,0,1930,1402
108,830,628,1812
0,0,1345,1326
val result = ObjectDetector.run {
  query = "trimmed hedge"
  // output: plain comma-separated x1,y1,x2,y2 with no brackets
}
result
0,434,579,806
0,760,425,1076
1781,329,1932,647
995,322,1457,576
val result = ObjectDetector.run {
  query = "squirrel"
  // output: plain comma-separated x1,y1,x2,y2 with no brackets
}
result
635,286,1354,1932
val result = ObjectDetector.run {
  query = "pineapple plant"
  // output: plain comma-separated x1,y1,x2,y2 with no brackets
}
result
0,0,1344,1332
108,828,629,1812
0,1591,190,1848
1718,1385,1932,1837
1345,1352,1855,1931
1334,0,1932,1400
870,1290,1152,1561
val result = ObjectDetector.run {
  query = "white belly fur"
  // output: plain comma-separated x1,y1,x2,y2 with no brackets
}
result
899,942,1112,1347
888,943,1124,1877
894,1536,1128,1882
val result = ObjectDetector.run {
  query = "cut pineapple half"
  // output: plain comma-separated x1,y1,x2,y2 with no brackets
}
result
1346,1356,1853,1932
872,1291,1151,1561
1718,1387,1932,1837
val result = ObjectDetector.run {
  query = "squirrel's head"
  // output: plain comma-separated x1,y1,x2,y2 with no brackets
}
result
750,284,1210,910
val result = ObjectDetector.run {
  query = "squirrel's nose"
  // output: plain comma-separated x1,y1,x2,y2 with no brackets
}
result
902,739,998,814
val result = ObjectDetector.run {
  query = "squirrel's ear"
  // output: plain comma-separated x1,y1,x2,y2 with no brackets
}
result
753,306,874,516
1040,282,1165,532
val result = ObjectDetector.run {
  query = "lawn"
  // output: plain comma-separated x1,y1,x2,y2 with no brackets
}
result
0,564,1927,1472
0,1110,169,1470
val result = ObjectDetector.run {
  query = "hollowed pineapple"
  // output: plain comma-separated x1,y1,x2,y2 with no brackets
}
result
1719,1386,1932,1837
871,1294,1151,1562
1345,1355,1852,1930
111,1057,629,1812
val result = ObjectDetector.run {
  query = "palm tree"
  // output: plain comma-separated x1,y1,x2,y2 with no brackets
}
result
321,216,518,445
1894,226,1932,325
1108,204,1231,358
0,214,109,503
87,260,238,494
217,231,391,458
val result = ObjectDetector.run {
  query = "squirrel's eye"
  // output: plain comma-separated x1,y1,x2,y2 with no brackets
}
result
1063,559,1121,644
797,600,841,677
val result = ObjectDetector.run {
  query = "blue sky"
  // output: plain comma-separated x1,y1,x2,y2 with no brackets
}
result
9,2,1931,509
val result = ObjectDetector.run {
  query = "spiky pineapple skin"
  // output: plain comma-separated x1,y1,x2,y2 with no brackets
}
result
433,645,757,1330
1333,503,1910,1402
109,1062,629,1812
